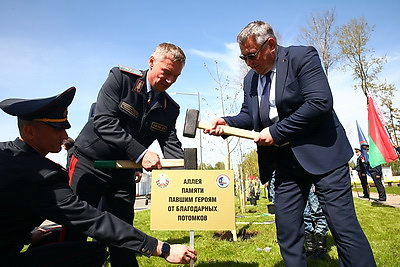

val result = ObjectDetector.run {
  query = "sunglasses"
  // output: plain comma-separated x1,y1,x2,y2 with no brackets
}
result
239,38,269,61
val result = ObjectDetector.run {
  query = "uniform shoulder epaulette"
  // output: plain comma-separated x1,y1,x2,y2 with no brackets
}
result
118,64,143,77
165,93,180,109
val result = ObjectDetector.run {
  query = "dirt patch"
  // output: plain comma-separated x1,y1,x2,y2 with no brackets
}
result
213,229,259,241
247,209,257,213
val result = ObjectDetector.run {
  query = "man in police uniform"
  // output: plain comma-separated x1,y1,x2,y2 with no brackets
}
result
303,185,328,259
0,87,197,266
68,43,187,266
355,148,369,198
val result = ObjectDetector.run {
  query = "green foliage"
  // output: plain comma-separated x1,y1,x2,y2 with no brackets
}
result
238,149,259,178
348,160,356,170
335,16,386,98
199,162,226,170
384,160,400,176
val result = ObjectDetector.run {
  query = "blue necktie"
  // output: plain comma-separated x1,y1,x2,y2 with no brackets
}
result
259,71,272,127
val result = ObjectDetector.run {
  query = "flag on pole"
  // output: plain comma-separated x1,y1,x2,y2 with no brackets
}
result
356,120,369,162
367,94,398,168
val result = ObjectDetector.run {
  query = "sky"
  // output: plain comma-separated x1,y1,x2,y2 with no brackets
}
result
1,0,400,168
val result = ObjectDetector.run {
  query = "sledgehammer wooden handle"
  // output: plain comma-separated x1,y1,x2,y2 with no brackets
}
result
94,159,184,169
197,121,258,139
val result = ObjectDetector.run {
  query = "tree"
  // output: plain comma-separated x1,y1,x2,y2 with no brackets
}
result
371,81,400,146
198,162,213,170
336,16,386,99
198,161,225,170
298,8,338,77
203,61,243,169
238,149,259,178
214,161,226,170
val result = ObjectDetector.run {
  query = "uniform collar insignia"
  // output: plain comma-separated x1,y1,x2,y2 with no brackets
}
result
133,79,144,93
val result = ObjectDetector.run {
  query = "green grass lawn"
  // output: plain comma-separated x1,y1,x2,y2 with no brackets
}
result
135,191,400,267
357,184,400,195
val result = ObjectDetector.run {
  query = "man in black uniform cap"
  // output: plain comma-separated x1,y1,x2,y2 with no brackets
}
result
0,87,197,266
67,42,187,266
355,148,369,198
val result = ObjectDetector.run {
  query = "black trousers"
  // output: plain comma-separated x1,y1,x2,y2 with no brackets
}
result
67,152,138,267
370,171,387,200
358,171,369,197
272,147,376,267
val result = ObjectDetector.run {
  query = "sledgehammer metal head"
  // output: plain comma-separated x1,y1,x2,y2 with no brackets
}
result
183,108,259,140
183,108,199,138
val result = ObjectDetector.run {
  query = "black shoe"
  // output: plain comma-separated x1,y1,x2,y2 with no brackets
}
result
309,250,327,260
361,195,369,198
312,234,327,260
304,233,314,256
378,198,386,201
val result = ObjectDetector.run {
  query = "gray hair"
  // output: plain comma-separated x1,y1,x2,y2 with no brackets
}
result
237,21,277,46
151,43,186,65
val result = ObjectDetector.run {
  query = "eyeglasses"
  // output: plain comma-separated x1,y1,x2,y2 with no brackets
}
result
239,38,269,61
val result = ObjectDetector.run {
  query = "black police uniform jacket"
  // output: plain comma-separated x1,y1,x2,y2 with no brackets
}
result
356,154,367,174
74,66,183,162
0,139,157,259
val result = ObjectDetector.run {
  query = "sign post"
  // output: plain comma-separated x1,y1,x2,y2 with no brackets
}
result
150,169,235,265
151,169,235,230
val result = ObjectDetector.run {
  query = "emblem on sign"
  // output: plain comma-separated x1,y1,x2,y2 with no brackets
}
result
216,174,230,188
155,173,170,188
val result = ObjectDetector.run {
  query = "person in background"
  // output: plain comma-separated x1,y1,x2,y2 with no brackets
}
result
393,143,400,155
67,43,187,266
62,137,75,169
0,87,197,266
303,185,328,260
355,148,369,198
266,172,275,202
204,21,375,266
368,164,386,201
362,144,387,201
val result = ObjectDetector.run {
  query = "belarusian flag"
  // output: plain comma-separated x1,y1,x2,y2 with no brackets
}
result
368,94,398,167
356,120,369,162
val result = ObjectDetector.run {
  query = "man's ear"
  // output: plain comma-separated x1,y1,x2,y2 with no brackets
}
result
268,38,276,51
22,124,36,141
149,56,155,69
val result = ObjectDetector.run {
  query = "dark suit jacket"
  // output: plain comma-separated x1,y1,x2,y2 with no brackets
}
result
224,45,353,183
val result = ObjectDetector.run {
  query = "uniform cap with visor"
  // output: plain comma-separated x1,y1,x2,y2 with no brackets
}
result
0,87,76,129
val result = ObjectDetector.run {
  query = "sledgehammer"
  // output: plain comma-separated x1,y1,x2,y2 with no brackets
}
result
183,108,258,139
94,148,197,169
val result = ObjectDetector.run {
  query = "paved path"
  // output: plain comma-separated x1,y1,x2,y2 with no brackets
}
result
134,195,151,211
352,191,400,208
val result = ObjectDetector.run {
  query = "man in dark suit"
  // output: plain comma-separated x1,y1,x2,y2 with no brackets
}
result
204,21,375,266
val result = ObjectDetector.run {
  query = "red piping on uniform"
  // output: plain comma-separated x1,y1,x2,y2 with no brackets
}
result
68,155,78,186
60,155,78,242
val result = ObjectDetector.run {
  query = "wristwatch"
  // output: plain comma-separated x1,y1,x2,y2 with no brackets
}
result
160,242,170,258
